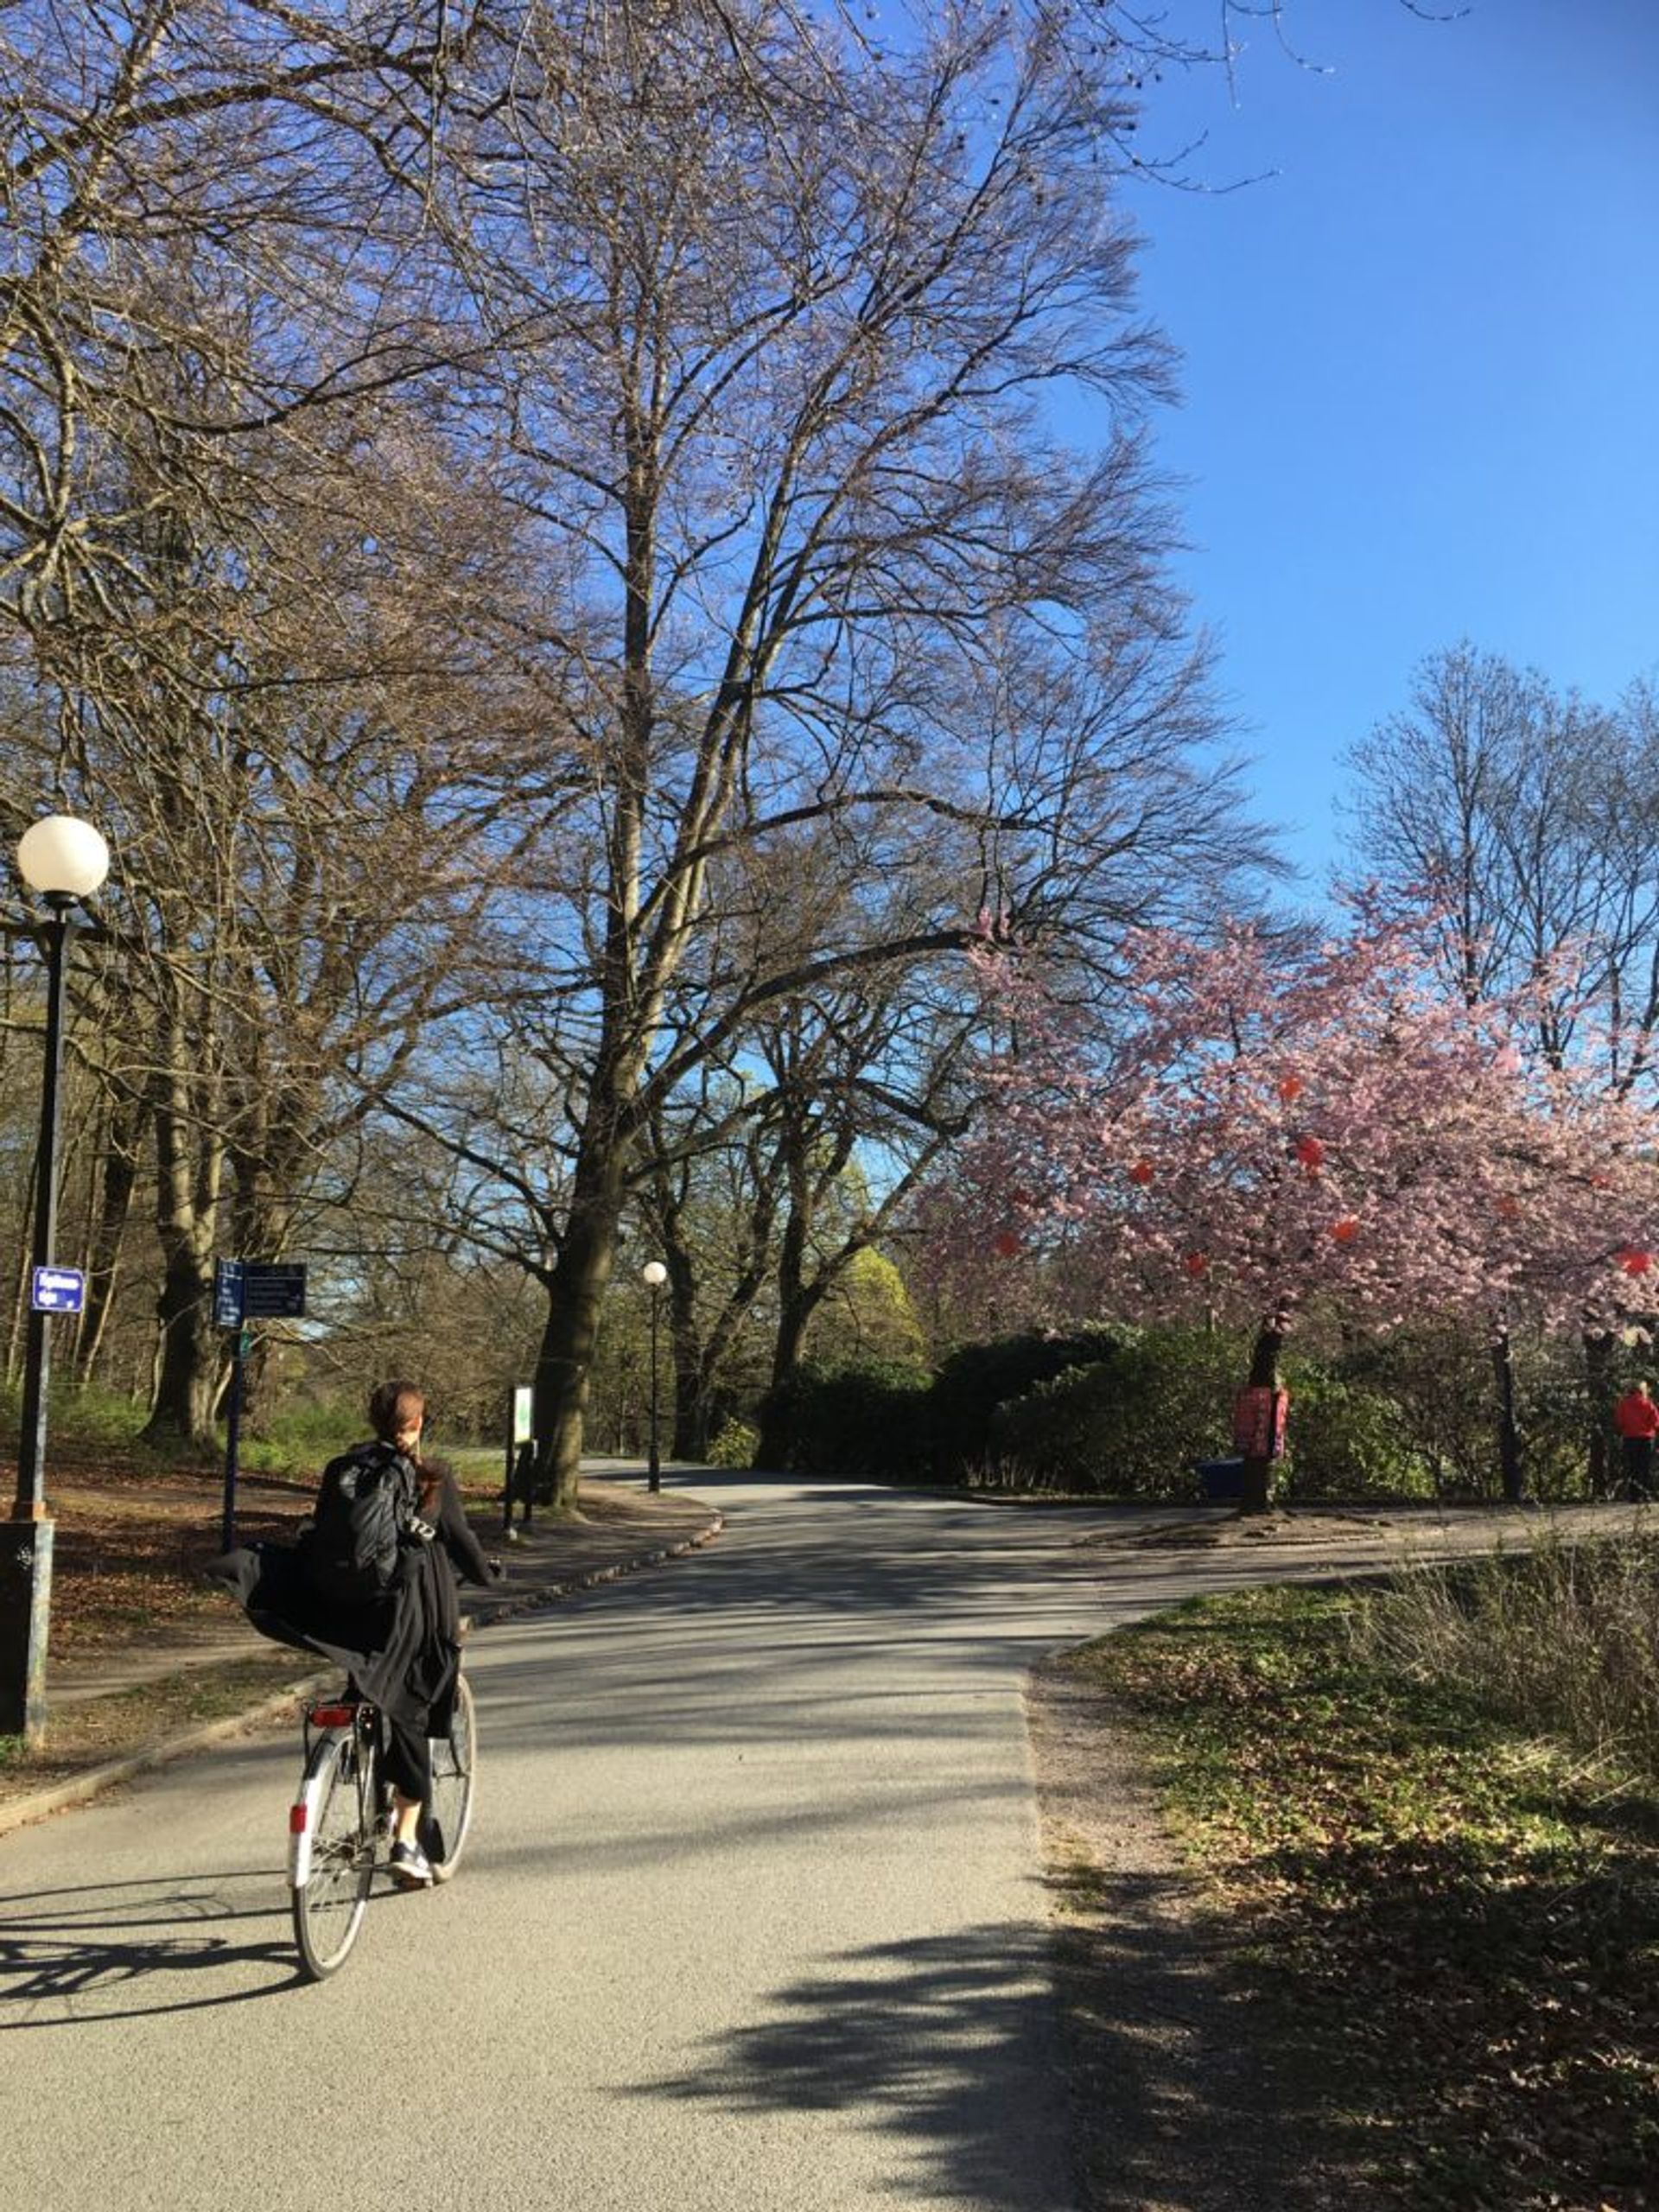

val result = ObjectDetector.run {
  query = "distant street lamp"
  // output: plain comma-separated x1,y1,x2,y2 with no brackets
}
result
0,815,111,1743
641,1259,668,1494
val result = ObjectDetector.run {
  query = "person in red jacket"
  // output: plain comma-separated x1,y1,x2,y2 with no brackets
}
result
1612,1380,1659,1498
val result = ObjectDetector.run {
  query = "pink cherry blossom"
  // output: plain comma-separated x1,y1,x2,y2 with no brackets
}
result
923,906,1659,1353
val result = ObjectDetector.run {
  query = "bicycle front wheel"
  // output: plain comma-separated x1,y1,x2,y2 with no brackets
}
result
426,1673,477,1883
292,1732,376,1979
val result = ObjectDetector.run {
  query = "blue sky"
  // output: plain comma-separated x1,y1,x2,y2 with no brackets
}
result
1106,0,1659,893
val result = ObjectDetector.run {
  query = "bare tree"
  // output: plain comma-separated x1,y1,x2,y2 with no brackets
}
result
1343,644,1659,1069
412,0,1268,1505
3,381,544,1440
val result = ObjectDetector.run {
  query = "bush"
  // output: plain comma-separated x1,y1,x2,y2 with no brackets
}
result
925,1327,1124,1483
987,1325,1243,1497
1279,1365,1437,1502
753,1358,932,1479
705,1416,760,1468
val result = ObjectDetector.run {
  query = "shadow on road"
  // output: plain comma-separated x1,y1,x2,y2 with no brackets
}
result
631,1922,1074,2209
0,1872,308,2021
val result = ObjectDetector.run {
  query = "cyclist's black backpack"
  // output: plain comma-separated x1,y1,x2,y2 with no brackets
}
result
302,1442,420,1607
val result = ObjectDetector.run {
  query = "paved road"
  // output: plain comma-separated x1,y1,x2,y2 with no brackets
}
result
0,1478,1552,2211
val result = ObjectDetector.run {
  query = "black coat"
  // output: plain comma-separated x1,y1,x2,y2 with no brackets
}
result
209,1459,496,1731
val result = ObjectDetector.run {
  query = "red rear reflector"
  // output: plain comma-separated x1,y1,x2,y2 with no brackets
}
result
289,1802,308,1834
308,1704,357,1728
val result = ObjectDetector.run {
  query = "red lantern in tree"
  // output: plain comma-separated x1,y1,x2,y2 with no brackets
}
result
993,1229,1021,1259
1331,1217,1359,1244
1277,1074,1304,1104
1294,1135,1325,1174
1618,1246,1653,1277
1129,1159,1154,1185
1185,1250,1209,1278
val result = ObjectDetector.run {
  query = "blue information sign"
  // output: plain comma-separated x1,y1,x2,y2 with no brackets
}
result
243,1262,307,1319
31,1266,85,1314
215,1258,307,1325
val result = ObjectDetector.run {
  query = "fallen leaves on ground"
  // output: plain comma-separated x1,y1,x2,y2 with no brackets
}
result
1078,1586,1659,2212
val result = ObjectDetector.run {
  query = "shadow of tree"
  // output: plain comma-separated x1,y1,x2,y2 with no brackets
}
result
632,1922,1079,2208
1235,1831,1659,2210
0,1872,314,2022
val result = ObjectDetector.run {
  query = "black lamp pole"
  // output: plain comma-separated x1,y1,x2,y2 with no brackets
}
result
2,814,109,1746
0,894,73,1741
643,1260,666,1493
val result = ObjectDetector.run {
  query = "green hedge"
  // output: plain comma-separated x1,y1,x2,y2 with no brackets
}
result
758,1327,1244,1495
1276,1364,1436,1502
988,1326,1243,1495
752,1320,1610,1502
753,1358,933,1478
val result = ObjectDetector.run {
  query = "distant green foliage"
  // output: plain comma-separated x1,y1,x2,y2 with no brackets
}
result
706,1416,760,1468
925,1326,1128,1483
1337,1323,1599,1501
760,1325,1255,1494
804,1247,928,1370
235,1397,362,1474
0,1378,148,1448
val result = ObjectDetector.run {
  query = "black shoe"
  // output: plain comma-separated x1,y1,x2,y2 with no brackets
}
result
389,1840,434,1890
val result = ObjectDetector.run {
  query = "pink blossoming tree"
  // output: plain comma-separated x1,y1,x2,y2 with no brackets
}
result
925,908,1659,1512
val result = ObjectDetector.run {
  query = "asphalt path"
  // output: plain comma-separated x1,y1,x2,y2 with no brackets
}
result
0,1478,1492,2211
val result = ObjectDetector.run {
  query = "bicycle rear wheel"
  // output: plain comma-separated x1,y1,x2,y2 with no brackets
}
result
292,1732,376,1979
426,1673,477,1883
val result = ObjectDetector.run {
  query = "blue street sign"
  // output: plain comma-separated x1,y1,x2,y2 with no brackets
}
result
215,1257,307,1325
31,1266,85,1314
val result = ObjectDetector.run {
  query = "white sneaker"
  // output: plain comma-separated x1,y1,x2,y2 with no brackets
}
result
389,1840,434,1889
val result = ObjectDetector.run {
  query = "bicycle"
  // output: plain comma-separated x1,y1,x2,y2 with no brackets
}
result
287,1669,477,1980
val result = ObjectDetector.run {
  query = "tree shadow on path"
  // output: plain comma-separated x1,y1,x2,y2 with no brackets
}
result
632,1918,1079,2209
0,1871,312,2024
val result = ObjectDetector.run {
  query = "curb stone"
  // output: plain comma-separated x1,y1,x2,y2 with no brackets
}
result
0,1671,336,1838
0,1509,724,1841
466,1513,725,1628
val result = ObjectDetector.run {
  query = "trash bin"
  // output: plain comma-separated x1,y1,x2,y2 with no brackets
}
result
1194,1456,1245,1503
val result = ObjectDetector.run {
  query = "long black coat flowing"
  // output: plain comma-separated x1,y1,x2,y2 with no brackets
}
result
209,1460,496,1735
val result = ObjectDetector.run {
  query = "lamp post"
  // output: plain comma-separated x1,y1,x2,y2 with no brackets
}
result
0,814,110,1744
641,1260,667,1494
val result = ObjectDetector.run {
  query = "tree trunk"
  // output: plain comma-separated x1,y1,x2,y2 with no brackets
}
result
531,1125,633,1513
142,1073,225,1448
1583,1329,1617,1497
1239,1321,1285,1517
73,1094,146,1388
1492,1325,1524,1503
146,1238,220,1446
667,1276,713,1460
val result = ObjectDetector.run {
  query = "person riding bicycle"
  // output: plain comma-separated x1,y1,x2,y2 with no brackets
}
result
210,1377,500,1890
346,1381,499,1887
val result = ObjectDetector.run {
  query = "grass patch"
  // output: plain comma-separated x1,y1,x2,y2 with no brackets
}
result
1357,1525,1659,1781
1076,1569,1659,2210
